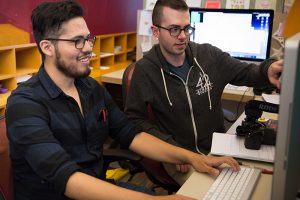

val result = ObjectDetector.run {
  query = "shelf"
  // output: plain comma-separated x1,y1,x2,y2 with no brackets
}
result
16,68,39,76
100,56,114,66
93,36,101,55
0,74,15,80
100,35,114,53
100,52,114,58
0,48,16,75
0,77,16,90
0,83,13,116
115,53,126,63
0,43,41,114
90,55,99,61
127,32,137,50
0,43,37,50
114,34,126,54
126,48,135,53
90,60,132,79
15,45,41,70
0,91,11,107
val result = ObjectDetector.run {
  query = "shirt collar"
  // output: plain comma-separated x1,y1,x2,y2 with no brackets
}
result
37,64,92,99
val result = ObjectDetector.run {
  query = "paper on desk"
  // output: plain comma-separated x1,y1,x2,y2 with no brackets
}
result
211,132,275,163
262,93,280,104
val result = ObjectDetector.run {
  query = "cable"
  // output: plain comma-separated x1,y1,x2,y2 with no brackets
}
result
235,87,254,118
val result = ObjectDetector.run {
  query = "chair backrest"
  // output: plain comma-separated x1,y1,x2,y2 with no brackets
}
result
122,62,180,193
122,63,155,123
0,116,13,200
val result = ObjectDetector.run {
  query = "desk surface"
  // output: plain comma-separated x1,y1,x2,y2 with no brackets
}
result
100,68,125,85
177,162,273,199
177,112,277,199
100,69,257,102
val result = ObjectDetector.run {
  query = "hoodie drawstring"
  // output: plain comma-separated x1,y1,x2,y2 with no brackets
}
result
160,68,173,106
194,57,212,110
160,57,212,110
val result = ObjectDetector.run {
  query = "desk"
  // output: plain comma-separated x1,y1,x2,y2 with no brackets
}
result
177,112,277,199
222,88,256,102
177,163,273,199
100,69,257,102
100,68,125,85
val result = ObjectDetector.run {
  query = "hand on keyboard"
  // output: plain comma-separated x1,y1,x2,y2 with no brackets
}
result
190,154,240,177
203,166,261,200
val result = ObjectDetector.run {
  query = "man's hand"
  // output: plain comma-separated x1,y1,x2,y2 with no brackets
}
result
176,164,191,173
189,154,240,177
268,59,283,89
154,194,196,200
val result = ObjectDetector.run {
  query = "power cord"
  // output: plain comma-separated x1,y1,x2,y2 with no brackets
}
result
235,87,254,118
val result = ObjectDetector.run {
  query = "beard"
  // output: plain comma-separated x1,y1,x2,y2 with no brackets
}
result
55,48,91,79
160,39,187,57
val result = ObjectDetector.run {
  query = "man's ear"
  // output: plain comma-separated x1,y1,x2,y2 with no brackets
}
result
151,25,159,38
39,40,54,56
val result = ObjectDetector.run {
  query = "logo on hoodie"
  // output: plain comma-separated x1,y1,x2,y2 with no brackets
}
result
195,73,213,95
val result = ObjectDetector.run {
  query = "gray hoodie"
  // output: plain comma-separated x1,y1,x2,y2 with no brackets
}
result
125,41,276,154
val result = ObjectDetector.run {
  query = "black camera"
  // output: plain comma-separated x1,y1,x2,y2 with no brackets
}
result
236,119,276,150
236,100,278,150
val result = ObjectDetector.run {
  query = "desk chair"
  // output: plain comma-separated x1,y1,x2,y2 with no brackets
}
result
122,62,180,193
0,116,13,200
102,138,143,181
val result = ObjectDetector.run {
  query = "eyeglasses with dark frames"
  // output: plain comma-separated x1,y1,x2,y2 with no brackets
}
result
154,25,195,37
45,34,96,49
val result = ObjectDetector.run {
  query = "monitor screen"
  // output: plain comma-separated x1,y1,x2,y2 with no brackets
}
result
271,32,300,199
189,8,274,62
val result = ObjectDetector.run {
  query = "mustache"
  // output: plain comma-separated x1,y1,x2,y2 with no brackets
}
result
78,53,92,60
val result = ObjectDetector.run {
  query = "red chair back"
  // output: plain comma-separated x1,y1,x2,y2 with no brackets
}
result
0,117,13,200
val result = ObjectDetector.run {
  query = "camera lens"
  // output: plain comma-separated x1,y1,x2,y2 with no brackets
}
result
244,130,263,150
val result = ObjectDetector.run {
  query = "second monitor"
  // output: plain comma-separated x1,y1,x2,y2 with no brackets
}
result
189,8,274,63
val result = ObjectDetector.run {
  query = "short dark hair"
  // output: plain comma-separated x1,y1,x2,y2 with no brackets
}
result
152,0,189,26
31,0,84,58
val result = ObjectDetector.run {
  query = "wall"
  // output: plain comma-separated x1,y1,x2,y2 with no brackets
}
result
0,0,143,42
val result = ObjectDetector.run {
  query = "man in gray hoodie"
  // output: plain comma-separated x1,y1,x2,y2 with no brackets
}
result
124,0,283,185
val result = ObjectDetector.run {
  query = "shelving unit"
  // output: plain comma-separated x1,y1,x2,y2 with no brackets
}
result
0,32,136,115
89,32,137,82
0,44,41,115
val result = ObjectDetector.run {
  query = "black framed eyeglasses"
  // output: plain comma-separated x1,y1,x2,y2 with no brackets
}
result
154,25,195,37
45,34,96,49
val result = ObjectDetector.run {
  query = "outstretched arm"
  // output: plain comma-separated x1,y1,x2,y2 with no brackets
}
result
267,59,283,89
129,132,240,177
65,172,196,200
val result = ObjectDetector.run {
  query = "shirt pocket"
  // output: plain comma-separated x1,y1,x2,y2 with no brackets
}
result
86,107,110,153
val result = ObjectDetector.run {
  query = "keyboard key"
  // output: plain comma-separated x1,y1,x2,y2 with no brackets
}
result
203,166,261,200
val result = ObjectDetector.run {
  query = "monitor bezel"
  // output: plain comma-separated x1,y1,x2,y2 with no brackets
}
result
271,32,300,200
189,8,274,62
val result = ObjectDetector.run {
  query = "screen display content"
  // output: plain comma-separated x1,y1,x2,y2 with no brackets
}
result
189,8,274,62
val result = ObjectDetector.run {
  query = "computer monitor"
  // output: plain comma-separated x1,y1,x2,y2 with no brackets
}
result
189,8,274,62
271,32,300,199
